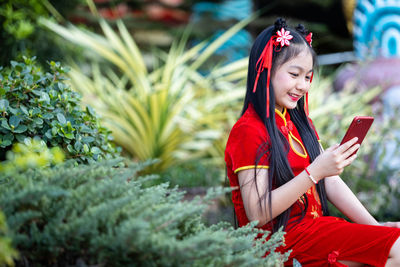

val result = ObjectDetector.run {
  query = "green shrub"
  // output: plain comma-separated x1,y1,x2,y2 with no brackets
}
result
159,160,224,188
0,137,64,174
0,210,18,266
0,57,118,163
0,155,289,266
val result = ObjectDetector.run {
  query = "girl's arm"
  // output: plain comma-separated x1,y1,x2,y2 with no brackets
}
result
326,178,400,228
318,143,379,225
238,138,360,227
238,168,315,226
324,175,380,225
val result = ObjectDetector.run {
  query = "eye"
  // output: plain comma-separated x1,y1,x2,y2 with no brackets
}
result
289,72,299,77
305,75,311,81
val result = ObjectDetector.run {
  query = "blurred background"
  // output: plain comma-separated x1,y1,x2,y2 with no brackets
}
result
2,0,400,224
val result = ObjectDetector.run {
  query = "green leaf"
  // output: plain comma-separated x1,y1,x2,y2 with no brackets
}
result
83,144,89,153
90,146,101,154
66,144,74,152
20,105,29,115
9,116,21,128
9,107,19,115
66,121,75,131
64,133,74,139
87,106,95,117
80,125,93,134
34,118,43,125
45,130,52,139
23,138,32,146
57,113,66,124
82,136,95,143
74,141,82,151
42,113,54,120
15,134,26,143
0,99,9,111
1,120,11,130
51,127,57,136
1,134,13,147
13,125,28,133
39,92,50,103
1,139,12,147
10,61,19,68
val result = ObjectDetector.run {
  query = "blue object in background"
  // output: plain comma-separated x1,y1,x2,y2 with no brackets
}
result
191,0,253,63
354,0,400,58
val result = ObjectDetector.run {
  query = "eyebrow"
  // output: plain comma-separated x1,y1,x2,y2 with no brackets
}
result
289,65,313,73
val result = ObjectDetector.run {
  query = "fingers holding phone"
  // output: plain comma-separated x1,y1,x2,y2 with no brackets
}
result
310,139,359,180
339,137,360,160
308,115,374,181
339,137,360,164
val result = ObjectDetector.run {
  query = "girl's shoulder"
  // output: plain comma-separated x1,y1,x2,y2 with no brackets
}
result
225,106,271,171
227,107,269,148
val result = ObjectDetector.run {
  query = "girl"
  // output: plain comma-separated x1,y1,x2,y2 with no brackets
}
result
225,18,400,266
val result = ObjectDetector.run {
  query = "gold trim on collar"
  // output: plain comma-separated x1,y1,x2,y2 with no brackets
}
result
275,108,308,158
275,108,287,125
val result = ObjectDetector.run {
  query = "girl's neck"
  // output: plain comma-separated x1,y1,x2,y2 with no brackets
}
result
275,105,284,114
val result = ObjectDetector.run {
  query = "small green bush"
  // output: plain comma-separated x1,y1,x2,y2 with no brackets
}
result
0,152,289,266
0,57,118,163
0,211,18,266
0,137,64,174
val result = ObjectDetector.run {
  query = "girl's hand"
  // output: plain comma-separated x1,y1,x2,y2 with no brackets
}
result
308,137,360,182
382,222,400,228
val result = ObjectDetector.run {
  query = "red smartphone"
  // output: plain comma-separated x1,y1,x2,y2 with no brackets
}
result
340,116,374,156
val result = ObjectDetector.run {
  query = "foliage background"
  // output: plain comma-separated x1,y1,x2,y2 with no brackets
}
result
2,0,400,265
2,0,399,221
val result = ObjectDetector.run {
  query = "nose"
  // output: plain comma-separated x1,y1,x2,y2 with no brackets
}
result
296,78,309,93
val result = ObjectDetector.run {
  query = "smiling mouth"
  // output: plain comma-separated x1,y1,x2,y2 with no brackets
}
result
288,93,301,101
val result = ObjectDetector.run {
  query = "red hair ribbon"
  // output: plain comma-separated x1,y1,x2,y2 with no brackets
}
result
253,28,293,118
305,32,312,46
304,73,314,116
253,38,274,117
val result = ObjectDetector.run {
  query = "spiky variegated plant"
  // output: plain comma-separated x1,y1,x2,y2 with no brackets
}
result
41,15,380,173
41,17,250,171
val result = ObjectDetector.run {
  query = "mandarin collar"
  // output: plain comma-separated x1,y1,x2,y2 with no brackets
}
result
275,108,290,126
245,104,291,127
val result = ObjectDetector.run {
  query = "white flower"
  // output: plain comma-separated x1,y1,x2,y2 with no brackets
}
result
276,28,293,47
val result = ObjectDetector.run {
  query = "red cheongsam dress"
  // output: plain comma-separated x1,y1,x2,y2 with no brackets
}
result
225,103,400,266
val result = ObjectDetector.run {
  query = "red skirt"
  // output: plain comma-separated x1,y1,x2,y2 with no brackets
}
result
280,216,400,266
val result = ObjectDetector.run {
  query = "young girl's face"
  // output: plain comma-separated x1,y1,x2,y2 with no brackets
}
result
271,49,313,112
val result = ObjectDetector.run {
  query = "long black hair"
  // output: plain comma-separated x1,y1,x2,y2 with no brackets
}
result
242,18,329,233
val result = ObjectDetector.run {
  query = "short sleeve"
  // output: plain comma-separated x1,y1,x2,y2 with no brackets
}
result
225,121,270,174
308,117,320,141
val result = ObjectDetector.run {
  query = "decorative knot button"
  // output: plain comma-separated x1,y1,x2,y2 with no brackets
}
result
281,120,294,136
